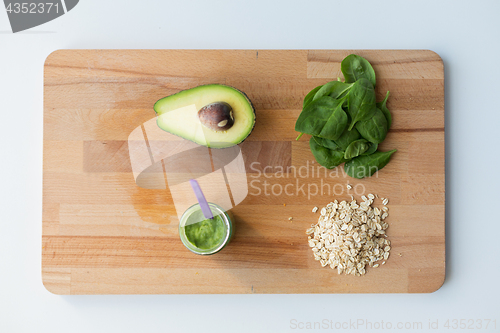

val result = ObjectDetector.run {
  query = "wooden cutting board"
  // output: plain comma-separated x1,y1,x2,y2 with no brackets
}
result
42,50,445,294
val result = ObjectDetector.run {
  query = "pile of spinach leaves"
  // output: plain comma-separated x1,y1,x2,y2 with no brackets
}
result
295,54,397,179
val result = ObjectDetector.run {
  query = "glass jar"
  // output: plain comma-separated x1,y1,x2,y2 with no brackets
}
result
179,203,233,255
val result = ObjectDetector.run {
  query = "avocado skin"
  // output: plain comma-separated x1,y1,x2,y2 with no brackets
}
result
154,84,256,148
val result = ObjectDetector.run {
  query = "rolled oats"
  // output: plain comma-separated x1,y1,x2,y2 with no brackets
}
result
305,194,391,276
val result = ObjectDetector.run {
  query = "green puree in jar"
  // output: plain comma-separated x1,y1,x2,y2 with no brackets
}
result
184,214,226,250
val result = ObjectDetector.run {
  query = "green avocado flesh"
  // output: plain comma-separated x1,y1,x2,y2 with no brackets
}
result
154,84,256,148
184,214,226,250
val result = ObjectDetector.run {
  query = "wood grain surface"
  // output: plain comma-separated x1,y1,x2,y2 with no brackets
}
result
43,50,445,294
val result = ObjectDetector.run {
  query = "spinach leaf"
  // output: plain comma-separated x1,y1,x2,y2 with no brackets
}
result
341,54,376,87
377,91,392,128
312,136,323,146
329,82,353,99
313,81,353,101
344,149,397,179
313,136,340,150
362,142,378,155
317,102,348,140
334,127,360,150
347,78,377,130
344,139,370,160
303,85,323,109
355,108,388,143
310,137,346,169
313,81,338,100
295,96,348,141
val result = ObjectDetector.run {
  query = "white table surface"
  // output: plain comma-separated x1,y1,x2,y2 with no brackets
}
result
1,1,499,332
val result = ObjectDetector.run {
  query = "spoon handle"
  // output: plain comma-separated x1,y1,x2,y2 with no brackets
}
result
189,179,213,219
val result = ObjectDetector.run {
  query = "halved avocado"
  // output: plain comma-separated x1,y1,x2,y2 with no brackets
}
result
154,84,256,148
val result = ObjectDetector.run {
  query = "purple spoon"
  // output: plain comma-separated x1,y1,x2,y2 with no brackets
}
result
189,179,213,220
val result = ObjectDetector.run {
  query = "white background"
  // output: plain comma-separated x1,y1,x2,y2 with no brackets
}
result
1,1,499,332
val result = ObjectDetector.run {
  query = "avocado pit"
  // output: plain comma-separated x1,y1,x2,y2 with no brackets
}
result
198,102,234,131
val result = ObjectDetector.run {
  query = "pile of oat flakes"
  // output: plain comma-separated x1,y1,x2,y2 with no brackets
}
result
307,192,391,276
